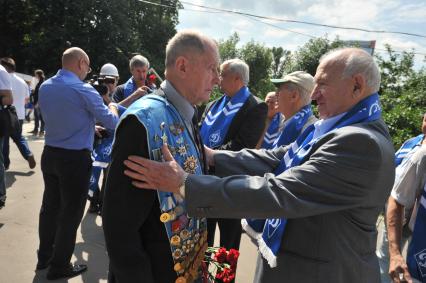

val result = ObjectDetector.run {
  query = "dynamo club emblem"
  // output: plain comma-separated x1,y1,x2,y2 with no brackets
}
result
415,249,426,277
209,130,222,147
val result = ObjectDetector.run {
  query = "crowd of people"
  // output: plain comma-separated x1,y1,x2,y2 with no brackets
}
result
0,29,425,283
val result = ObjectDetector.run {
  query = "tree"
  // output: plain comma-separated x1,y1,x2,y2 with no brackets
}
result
0,0,180,81
376,46,426,148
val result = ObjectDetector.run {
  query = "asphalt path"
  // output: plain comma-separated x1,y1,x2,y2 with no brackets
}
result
0,121,258,283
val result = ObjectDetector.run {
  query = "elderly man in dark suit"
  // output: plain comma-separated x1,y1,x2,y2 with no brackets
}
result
200,58,267,251
123,48,395,283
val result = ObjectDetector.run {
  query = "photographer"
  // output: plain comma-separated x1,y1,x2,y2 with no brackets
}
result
88,72,126,214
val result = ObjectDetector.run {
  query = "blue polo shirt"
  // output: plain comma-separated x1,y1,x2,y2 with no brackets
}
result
39,69,119,151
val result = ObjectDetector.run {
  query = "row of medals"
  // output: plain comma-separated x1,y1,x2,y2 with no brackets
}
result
156,122,208,283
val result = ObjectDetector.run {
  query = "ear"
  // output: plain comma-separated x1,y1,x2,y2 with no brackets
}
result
290,89,299,102
352,74,366,98
175,56,189,78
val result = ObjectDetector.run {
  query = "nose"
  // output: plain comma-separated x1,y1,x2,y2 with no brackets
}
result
311,86,320,100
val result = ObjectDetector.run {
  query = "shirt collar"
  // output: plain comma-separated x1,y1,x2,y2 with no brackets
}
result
161,80,194,123
57,69,82,83
312,111,347,140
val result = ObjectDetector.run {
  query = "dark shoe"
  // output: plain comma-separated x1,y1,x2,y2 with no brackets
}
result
46,264,87,280
28,129,38,135
0,199,5,209
38,131,45,137
28,155,36,169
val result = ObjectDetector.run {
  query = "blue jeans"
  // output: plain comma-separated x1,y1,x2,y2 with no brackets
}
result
2,119,32,168
34,105,45,132
0,137,5,201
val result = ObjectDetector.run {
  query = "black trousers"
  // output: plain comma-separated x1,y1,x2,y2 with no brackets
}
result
207,218,242,250
38,146,92,269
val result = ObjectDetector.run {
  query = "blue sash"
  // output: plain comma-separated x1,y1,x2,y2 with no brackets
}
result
261,113,282,149
200,86,250,148
120,93,207,281
395,134,424,166
254,93,382,267
407,185,426,282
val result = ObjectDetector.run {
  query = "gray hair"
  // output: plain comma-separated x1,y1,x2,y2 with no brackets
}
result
129,55,150,70
320,48,381,93
221,58,249,85
165,30,214,67
285,82,312,105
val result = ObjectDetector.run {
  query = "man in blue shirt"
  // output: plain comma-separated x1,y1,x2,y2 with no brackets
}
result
37,47,119,280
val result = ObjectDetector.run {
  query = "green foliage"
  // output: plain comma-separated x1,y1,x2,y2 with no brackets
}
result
282,37,345,76
0,0,180,81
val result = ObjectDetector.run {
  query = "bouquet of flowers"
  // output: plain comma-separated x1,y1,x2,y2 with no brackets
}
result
202,247,240,283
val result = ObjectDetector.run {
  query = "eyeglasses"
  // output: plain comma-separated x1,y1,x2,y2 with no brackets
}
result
82,60,92,74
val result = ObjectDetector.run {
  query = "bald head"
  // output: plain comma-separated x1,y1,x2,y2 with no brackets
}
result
320,48,380,93
61,47,91,80
62,47,88,67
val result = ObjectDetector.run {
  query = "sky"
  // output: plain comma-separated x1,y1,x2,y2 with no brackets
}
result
176,0,426,69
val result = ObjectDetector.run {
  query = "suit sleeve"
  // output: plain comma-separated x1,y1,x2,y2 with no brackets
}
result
186,129,389,219
217,101,268,151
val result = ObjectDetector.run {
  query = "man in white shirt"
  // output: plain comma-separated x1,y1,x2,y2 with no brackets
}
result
0,58,36,170
0,63,13,208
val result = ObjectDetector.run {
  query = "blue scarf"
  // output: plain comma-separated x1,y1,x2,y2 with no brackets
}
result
261,113,282,149
253,93,382,268
407,185,426,282
272,104,313,149
395,134,424,166
243,105,314,238
200,87,250,148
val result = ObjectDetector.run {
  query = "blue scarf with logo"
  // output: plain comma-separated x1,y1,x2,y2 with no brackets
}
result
243,104,314,237
261,113,282,149
394,134,424,166
272,104,313,148
252,93,382,268
200,86,250,148
407,184,426,282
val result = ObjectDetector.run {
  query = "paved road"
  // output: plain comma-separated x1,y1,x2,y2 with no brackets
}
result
0,121,258,283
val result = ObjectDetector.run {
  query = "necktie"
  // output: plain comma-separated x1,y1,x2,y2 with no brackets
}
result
192,109,207,174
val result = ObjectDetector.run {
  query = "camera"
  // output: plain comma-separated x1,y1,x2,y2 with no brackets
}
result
89,75,109,97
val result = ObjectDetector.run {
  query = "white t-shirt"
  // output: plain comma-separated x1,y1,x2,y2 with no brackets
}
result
0,65,12,91
10,73,29,119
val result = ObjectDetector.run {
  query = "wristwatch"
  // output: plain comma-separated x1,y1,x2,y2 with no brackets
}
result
178,172,189,197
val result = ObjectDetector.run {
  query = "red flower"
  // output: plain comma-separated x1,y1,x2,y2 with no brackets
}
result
214,247,227,264
226,249,240,266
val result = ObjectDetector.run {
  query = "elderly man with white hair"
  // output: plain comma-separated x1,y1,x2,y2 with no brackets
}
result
123,48,395,282
199,58,267,253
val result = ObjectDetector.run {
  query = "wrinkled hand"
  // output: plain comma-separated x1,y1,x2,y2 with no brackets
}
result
203,145,216,167
389,254,412,283
95,125,106,138
124,144,186,194
132,86,150,99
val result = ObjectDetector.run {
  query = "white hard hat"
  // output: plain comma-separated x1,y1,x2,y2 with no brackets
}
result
100,63,119,77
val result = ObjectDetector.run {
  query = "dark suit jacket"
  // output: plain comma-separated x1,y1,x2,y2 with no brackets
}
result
201,93,267,151
102,116,176,283
185,119,395,283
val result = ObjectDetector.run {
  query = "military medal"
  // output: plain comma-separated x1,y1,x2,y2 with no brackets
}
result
160,212,176,223
161,133,168,144
173,249,183,260
170,123,184,136
180,229,190,241
178,145,187,156
171,235,181,246
183,156,198,174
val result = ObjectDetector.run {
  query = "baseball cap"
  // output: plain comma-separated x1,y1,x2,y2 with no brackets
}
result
271,71,315,93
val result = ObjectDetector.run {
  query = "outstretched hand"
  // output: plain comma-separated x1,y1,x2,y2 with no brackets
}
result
389,253,413,283
123,143,186,194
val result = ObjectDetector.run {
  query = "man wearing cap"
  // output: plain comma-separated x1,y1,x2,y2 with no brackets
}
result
112,55,152,106
123,48,395,282
245,71,317,239
257,71,317,150
200,58,267,252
